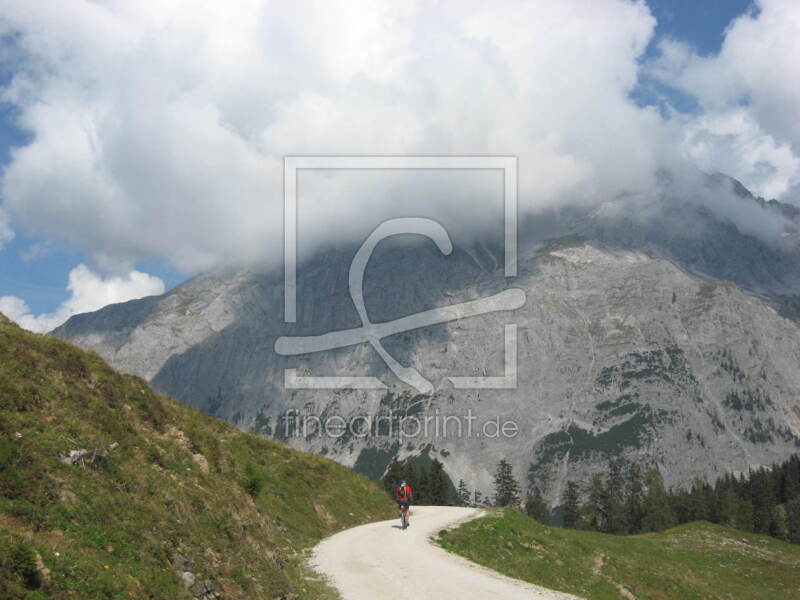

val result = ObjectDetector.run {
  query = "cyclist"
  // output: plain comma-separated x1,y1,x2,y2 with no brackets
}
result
396,480,413,528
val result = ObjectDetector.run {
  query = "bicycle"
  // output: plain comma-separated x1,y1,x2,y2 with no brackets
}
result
399,505,409,530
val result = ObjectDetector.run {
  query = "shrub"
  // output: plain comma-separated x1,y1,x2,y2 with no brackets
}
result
243,462,265,497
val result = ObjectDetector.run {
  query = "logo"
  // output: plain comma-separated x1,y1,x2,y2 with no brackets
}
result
276,156,524,393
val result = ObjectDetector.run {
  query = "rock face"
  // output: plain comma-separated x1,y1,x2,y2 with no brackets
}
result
53,187,800,504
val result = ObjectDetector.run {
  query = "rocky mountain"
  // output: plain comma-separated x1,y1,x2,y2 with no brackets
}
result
53,177,800,505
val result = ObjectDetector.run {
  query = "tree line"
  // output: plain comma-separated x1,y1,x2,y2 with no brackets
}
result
381,453,800,545
557,454,800,543
454,455,800,544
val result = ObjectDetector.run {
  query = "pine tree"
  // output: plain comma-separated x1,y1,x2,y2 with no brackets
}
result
525,487,549,522
786,496,800,544
428,458,449,505
605,459,629,534
752,469,775,535
583,473,606,532
383,458,404,496
687,479,710,522
716,484,738,526
562,481,582,529
493,459,521,508
772,504,789,541
626,462,645,534
641,469,677,532
781,456,800,502
734,498,754,532
527,462,538,491
706,480,720,524
456,479,471,507
473,489,483,506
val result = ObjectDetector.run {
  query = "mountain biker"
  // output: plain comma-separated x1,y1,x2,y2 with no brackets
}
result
396,480,413,527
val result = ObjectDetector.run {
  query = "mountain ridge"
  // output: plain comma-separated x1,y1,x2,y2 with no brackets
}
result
52,179,800,504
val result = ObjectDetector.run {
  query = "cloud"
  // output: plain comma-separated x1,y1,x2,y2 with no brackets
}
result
680,109,800,201
0,264,164,333
0,207,13,250
650,0,800,200
0,0,796,277
19,240,55,262
0,0,663,272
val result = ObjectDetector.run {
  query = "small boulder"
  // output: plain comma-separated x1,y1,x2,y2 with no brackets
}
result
180,571,196,589
59,449,89,465
190,578,220,599
171,552,192,571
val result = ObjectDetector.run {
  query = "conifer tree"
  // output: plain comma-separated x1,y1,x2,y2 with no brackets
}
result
716,484,738,526
493,459,521,508
605,459,629,534
751,469,775,535
584,473,607,532
626,462,645,534
428,458,449,505
772,504,789,541
786,496,800,544
525,486,549,522
383,458,404,496
781,456,800,501
734,498,754,532
457,479,471,506
687,479,710,522
641,469,677,532
562,481,582,529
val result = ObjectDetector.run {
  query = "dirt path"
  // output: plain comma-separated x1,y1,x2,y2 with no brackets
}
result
312,506,583,599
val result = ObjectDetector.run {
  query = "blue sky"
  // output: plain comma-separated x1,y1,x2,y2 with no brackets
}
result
646,0,754,56
0,0,768,320
631,0,755,113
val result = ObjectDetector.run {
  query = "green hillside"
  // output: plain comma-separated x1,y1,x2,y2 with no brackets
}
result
0,314,394,599
438,509,800,599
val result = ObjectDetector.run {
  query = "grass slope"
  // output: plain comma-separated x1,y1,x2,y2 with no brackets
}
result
0,314,394,599
438,509,800,600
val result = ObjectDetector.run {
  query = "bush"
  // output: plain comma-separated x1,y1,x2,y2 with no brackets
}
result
7,540,41,590
243,463,265,498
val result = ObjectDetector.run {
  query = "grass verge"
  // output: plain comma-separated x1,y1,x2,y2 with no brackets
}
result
437,508,800,599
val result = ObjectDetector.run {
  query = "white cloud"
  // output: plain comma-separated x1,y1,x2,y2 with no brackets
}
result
650,0,800,200
0,207,13,250
680,109,800,201
0,295,29,323
0,0,666,272
0,0,797,277
20,241,55,262
0,264,164,333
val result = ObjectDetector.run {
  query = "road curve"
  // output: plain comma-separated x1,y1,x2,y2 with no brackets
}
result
312,506,583,600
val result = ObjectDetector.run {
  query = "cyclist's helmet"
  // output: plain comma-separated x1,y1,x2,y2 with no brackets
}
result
400,480,407,486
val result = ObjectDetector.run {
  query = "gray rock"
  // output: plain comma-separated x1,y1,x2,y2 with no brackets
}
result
190,579,219,599
171,552,191,570
180,571,195,588
53,189,800,503
59,449,89,465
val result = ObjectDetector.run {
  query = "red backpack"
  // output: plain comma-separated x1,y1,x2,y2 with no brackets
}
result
397,485,411,501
